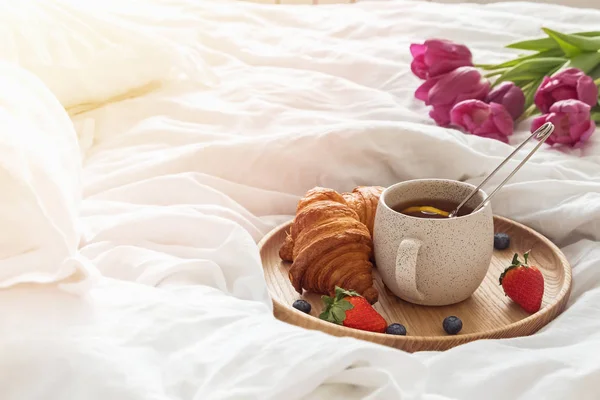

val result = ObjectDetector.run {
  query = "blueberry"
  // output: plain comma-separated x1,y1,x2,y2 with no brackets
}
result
386,323,407,336
443,316,463,335
494,233,510,250
292,299,311,314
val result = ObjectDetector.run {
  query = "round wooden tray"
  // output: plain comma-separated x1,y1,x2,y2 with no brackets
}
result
259,215,572,352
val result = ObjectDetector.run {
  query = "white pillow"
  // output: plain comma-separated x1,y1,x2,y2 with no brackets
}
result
0,61,94,290
0,0,215,111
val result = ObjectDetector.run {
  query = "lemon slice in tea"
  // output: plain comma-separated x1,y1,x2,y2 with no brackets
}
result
401,206,449,218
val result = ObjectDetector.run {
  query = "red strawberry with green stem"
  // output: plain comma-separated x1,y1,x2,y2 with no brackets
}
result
319,287,387,333
499,251,544,313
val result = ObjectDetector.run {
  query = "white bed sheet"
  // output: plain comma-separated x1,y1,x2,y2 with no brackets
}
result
2,1,600,399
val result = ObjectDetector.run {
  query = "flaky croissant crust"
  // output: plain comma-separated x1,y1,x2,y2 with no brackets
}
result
280,186,384,304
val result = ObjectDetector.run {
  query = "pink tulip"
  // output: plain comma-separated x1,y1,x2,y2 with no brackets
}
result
410,39,473,80
450,100,514,143
534,68,598,113
485,82,525,120
531,99,596,147
415,66,491,126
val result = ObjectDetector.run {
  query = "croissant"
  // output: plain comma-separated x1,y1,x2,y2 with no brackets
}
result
342,186,385,236
280,187,379,303
280,186,384,262
279,187,346,262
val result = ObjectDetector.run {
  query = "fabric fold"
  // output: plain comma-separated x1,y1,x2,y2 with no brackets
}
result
0,62,95,290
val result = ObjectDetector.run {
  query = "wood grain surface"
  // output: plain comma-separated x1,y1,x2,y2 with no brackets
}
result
259,216,572,352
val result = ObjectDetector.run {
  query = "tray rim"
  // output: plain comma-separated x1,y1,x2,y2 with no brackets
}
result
258,215,572,347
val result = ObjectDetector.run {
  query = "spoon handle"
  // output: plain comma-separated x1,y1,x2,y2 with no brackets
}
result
449,122,554,218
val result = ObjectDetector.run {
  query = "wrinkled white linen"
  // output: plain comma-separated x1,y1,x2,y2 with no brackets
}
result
0,0,213,110
2,0,600,399
0,62,92,289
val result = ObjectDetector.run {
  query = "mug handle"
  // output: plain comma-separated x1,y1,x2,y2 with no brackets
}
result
395,238,425,302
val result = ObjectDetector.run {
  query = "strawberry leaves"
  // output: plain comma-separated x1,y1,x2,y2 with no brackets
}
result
318,286,358,325
511,253,520,267
319,297,352,324
500,251,531,285
511,251,530,267
331,303,351,323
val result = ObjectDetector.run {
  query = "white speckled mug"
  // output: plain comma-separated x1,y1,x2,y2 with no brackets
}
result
373,179,494,306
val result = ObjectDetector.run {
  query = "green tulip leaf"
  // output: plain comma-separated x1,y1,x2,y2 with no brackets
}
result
496,79,538,90
543,27,600,54
476,64,497,70
563,52,600,74
542,28,583,57
494,57,567,84
477,49,564,71
507,30,600,51
591,112,600,123
493,76,539,87
589,65,600,81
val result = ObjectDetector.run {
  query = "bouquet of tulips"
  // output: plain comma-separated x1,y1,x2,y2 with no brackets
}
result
411,28,600,147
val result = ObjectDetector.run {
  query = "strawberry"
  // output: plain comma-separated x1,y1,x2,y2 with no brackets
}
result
499,251,544,313
319,287,387,333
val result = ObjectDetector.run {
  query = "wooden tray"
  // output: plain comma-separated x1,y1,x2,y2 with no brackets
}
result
259,216,572,352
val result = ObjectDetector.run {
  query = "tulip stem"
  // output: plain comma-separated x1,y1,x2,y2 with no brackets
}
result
474,63,505,71
484,71,504,78
517,105,540,124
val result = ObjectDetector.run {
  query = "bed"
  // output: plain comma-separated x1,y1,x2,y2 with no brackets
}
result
1,0,599,399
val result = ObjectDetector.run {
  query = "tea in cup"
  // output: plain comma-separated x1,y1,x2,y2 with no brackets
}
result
373,179,494,306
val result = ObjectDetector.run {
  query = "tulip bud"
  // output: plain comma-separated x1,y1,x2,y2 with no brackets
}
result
534,68,598,113
485,82,526,120
415,67,491,127
531,99,596,147
410,39,473,80
450,100,513,143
